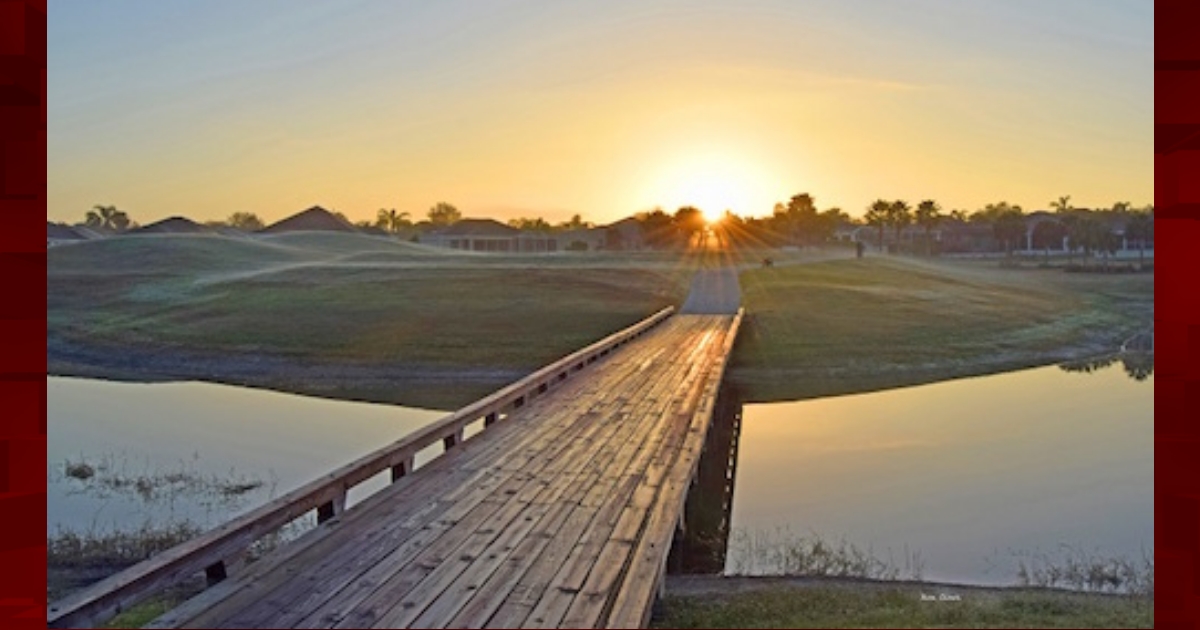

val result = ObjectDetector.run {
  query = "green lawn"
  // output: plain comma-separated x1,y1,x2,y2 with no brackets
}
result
653,581,1152,629
730,256,1153,402
48,235,1153,408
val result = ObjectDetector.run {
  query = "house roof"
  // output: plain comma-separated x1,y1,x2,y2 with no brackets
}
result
47,222,85,240
132,216,211,234
259,206,357,234
439,218,519,237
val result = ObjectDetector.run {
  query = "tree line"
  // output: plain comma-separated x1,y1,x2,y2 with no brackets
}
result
67,194,1153,259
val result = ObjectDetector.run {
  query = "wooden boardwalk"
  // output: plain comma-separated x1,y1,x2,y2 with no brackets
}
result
50,310,742,629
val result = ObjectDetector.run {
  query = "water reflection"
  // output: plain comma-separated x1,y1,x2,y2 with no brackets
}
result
1059,351,1154,381
47,377,448,536
674,356,1152,587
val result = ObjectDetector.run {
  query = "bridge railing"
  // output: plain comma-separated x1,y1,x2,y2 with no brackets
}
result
48,306,676,628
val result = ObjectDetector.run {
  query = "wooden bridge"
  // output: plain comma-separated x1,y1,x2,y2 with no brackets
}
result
49,272,744,629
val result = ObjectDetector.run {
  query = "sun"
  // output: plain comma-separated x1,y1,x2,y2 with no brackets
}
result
646,150,780,221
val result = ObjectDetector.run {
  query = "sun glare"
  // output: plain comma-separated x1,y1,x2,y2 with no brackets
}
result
647,151,781,221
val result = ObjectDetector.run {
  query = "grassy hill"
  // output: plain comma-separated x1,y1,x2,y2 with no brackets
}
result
48,235,1152,409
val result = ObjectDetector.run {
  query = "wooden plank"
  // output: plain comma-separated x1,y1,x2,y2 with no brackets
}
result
149,312,741,629
603,314,741,628
284,361,661,629
174,345,662,628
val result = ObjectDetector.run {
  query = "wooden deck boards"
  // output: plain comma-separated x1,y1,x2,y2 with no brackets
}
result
151,313,739,629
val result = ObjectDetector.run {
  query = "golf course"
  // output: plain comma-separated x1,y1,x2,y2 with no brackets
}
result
47,231,1153,410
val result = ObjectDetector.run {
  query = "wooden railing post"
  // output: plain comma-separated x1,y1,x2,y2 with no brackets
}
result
390,456,414,482
316,492,346,524
443,428,464,450
205,561,227,587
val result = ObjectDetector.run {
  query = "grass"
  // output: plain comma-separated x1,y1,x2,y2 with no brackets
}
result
652,580,1153,628
49,235,1152,409
48,233,699,408
657,529,1153,628
56,452,269,506
731,255,1153,402
726,528,925,581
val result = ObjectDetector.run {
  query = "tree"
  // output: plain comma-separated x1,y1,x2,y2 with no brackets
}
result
1031,220,1068,262
914,200,942,256
993,209,1027,256
376,208,412,234
636,208,680,249
865,200,890,250
427,202,461,226
508,217,552,232
84,205,132,232
227,211,264,232
1124,210,1154,266
673,206,707,248
1067,212,1107,265
1050,195,1073,214
887,200,912,251
559,214,590,231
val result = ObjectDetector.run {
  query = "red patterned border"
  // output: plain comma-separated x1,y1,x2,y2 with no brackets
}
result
9,2,1175,627
0,0,47,627
1157,1,1200,627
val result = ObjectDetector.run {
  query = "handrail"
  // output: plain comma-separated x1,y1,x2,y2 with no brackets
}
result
47,306,675,628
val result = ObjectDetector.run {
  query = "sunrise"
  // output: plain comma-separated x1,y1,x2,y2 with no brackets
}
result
47,1,1150,226
47,2,1153,628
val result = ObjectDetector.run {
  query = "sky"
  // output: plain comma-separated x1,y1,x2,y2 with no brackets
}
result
47,0,1152,227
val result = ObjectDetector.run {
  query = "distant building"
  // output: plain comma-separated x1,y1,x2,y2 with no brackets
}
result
598,217,646,251
259,206,357,234
420,219,559,253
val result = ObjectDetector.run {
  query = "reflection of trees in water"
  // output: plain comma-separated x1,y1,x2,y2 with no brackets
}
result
1058,352,1153,381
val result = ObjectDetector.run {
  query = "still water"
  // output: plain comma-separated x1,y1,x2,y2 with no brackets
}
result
725,359,1153,586
47,377,448,536
48,357,1151,588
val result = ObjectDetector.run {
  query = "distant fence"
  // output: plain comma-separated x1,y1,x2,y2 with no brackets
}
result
48,306,676,628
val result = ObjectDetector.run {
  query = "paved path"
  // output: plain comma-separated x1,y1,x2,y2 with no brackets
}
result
679,267,742,315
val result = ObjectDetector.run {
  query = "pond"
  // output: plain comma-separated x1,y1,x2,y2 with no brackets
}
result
48,354,1151,590
47,377,449,537
720,356,1153,587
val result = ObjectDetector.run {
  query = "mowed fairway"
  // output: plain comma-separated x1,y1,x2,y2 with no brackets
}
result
730,256,1154,402
48,233,694,409
48,234,1153,408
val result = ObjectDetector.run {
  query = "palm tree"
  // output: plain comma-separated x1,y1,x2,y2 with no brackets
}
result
376,208,411,234
865,200,890,251
84,204,131,232
1050,195,1072,214
914,200,941,256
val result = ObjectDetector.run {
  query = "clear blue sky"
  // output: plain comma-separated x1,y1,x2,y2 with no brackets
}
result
48,0,1152,226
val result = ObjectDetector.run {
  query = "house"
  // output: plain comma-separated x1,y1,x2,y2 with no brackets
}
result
597,217,646,251
259,206,357,234
420,219,559,253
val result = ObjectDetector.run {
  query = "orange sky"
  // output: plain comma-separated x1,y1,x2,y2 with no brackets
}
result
48,1,1152,227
